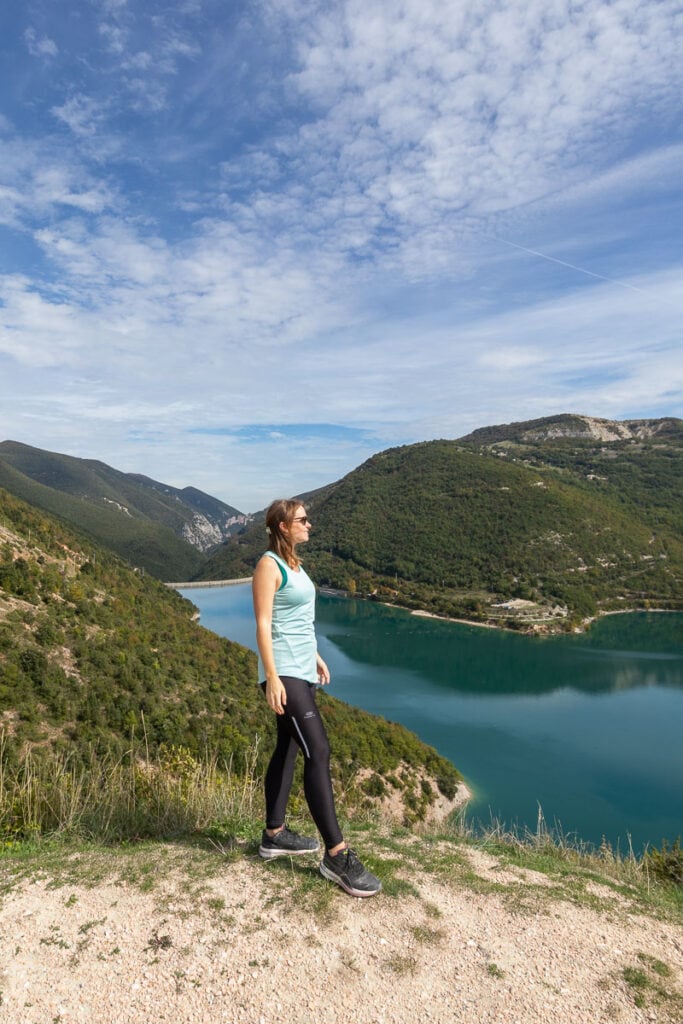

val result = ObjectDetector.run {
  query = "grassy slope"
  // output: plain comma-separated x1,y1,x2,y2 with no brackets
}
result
0,441,241,524
0,488,461,820
0,450,206,581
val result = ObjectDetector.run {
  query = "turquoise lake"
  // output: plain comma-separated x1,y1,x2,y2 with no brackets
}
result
180,584,683,854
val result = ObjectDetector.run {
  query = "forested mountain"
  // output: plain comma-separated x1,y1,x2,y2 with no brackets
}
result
198,415,683,629
0,441,250,580
0,489,460,815
458,414,683,541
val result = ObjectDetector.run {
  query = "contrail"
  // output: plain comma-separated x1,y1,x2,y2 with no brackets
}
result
494,237,646,294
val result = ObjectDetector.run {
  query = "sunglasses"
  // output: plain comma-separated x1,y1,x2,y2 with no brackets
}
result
292,516,311,525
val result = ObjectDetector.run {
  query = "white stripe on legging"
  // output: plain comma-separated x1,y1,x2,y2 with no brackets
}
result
291,716,311,759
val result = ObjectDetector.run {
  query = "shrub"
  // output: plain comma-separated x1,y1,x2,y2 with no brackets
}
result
644,837,683,886
362,773,387,798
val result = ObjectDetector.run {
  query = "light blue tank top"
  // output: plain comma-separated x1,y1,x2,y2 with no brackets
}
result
257,551,318,683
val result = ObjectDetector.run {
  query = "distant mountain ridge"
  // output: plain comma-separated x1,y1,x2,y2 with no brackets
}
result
458,413,682,445
0,441,250,581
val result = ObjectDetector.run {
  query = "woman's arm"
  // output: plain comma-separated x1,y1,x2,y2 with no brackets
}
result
252,556,287,714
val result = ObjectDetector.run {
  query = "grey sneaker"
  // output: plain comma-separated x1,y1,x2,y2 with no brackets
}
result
258,827,320,860
319,847,382,897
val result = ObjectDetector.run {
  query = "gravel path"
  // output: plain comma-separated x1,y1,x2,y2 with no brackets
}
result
1,843,681,1024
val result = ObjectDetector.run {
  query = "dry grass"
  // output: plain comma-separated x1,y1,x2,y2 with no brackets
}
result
0,732,262,844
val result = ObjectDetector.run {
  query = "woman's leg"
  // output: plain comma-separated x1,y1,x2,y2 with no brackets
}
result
261,679,381,893
263,711,300,830
276,676,343,850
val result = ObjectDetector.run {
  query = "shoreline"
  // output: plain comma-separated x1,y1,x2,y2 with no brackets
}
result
409,602,679,634
167,576,253,589
410,605,682,634
170,579,680,635
409,608,500,630
592,607,682,617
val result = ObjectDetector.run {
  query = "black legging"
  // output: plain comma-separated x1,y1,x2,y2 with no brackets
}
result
262,676,343,850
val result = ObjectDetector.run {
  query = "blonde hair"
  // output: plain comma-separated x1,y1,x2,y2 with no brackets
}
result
265,498,305,568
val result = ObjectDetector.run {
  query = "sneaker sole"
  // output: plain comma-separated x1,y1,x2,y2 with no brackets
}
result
319,860,382,897
258,844,320,860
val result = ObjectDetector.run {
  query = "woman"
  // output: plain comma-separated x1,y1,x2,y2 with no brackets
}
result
252,498,381,898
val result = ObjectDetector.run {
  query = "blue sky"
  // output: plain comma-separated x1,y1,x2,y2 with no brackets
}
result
1,1,681,511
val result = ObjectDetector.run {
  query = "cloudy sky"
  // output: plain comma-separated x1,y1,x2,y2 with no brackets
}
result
1,1,681,510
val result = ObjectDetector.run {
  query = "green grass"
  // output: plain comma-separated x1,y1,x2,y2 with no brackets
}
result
382,953,418,976
261,858,339,921
637,952,672,978
621,954,682,1019
410,924,445,945
487,963,505,979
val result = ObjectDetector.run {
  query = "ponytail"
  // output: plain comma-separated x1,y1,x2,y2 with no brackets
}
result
264,498,303,568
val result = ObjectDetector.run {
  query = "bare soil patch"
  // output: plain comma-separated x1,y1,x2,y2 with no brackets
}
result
1,843,681,1024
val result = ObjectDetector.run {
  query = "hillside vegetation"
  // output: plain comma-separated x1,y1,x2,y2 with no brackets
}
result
0,489,461,835
0,441,249,581
198,415,683,629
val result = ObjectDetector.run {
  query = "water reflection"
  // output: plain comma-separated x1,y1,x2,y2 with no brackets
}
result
317,600,683,697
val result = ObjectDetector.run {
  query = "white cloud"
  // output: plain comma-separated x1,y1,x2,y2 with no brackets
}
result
248,0,683,277
32,167,113,214
24,28,58,58
0,276,88,368
98,21,127,56
477,347,547,372
52,95,105,138
0,136,117,225
1,1,681,507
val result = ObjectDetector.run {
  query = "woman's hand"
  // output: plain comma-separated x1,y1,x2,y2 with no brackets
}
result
316,654,330,685
265,675,287,714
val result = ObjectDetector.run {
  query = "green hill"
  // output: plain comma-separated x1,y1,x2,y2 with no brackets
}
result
0,489,461,819
458,414,683,540
198,416,683,628
0,441,249,581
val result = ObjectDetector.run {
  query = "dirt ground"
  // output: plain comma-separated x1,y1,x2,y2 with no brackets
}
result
1,842,682,1024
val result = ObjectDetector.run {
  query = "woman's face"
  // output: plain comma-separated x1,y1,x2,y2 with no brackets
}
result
284,504,311,546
